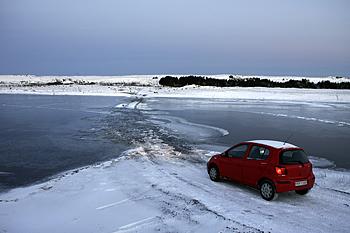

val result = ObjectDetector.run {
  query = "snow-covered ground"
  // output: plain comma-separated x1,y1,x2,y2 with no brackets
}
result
1,75,350,103
1,75,350,232
1,140,350,233
1,74,349,85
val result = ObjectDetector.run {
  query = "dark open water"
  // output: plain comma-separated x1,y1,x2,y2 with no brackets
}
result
0,94,129,191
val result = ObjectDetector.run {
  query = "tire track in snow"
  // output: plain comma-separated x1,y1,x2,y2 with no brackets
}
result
112,217,157,232
96,198,130,210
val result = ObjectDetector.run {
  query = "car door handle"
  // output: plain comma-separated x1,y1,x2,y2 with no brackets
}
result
260,162,268,165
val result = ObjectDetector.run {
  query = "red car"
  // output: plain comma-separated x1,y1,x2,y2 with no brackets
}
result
207,140,315,201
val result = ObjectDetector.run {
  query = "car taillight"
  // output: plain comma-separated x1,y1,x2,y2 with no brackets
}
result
275,167,287,175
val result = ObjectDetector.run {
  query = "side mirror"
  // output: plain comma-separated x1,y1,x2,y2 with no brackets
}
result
222,151,228,157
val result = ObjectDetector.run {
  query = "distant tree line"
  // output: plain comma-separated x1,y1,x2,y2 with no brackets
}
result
159,76,350,89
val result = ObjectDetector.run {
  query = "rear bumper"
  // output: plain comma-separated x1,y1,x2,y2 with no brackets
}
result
275,174,315,193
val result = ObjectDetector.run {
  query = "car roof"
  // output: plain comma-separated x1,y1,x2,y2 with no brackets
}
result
246,140,299,149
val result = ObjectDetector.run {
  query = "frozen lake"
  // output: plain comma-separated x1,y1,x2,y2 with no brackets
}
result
1,94,349,192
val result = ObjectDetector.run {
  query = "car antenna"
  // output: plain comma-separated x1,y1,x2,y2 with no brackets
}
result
283,132,294,145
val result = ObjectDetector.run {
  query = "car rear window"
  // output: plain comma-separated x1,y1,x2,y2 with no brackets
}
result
280,150,309,164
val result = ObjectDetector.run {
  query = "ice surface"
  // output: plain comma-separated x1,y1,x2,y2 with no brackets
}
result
148,114,229,140
249,111,350,127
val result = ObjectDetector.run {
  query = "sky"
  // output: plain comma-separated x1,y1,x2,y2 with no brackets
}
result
0,0,349,76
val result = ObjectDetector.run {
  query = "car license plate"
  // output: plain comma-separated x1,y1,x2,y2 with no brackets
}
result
295,180,307,187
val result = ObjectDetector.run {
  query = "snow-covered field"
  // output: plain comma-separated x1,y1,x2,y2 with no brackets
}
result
1,75,350,233
1,74,349,85
1,75,350,102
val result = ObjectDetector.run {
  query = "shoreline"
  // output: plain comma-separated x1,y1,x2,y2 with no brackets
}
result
1,85,350,103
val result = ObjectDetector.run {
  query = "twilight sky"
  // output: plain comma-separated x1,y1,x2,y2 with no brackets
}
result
0,0,349,76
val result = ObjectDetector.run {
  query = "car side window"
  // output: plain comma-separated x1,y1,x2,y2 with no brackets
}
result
248,146,270,160
227,144,248,158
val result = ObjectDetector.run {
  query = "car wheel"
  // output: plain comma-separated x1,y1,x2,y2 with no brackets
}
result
260,180,278,201
295,189,309,195
209,166,220,182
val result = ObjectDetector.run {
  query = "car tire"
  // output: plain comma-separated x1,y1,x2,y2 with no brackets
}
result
208,166,220,182
259,180,278,201
295,189,309,195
